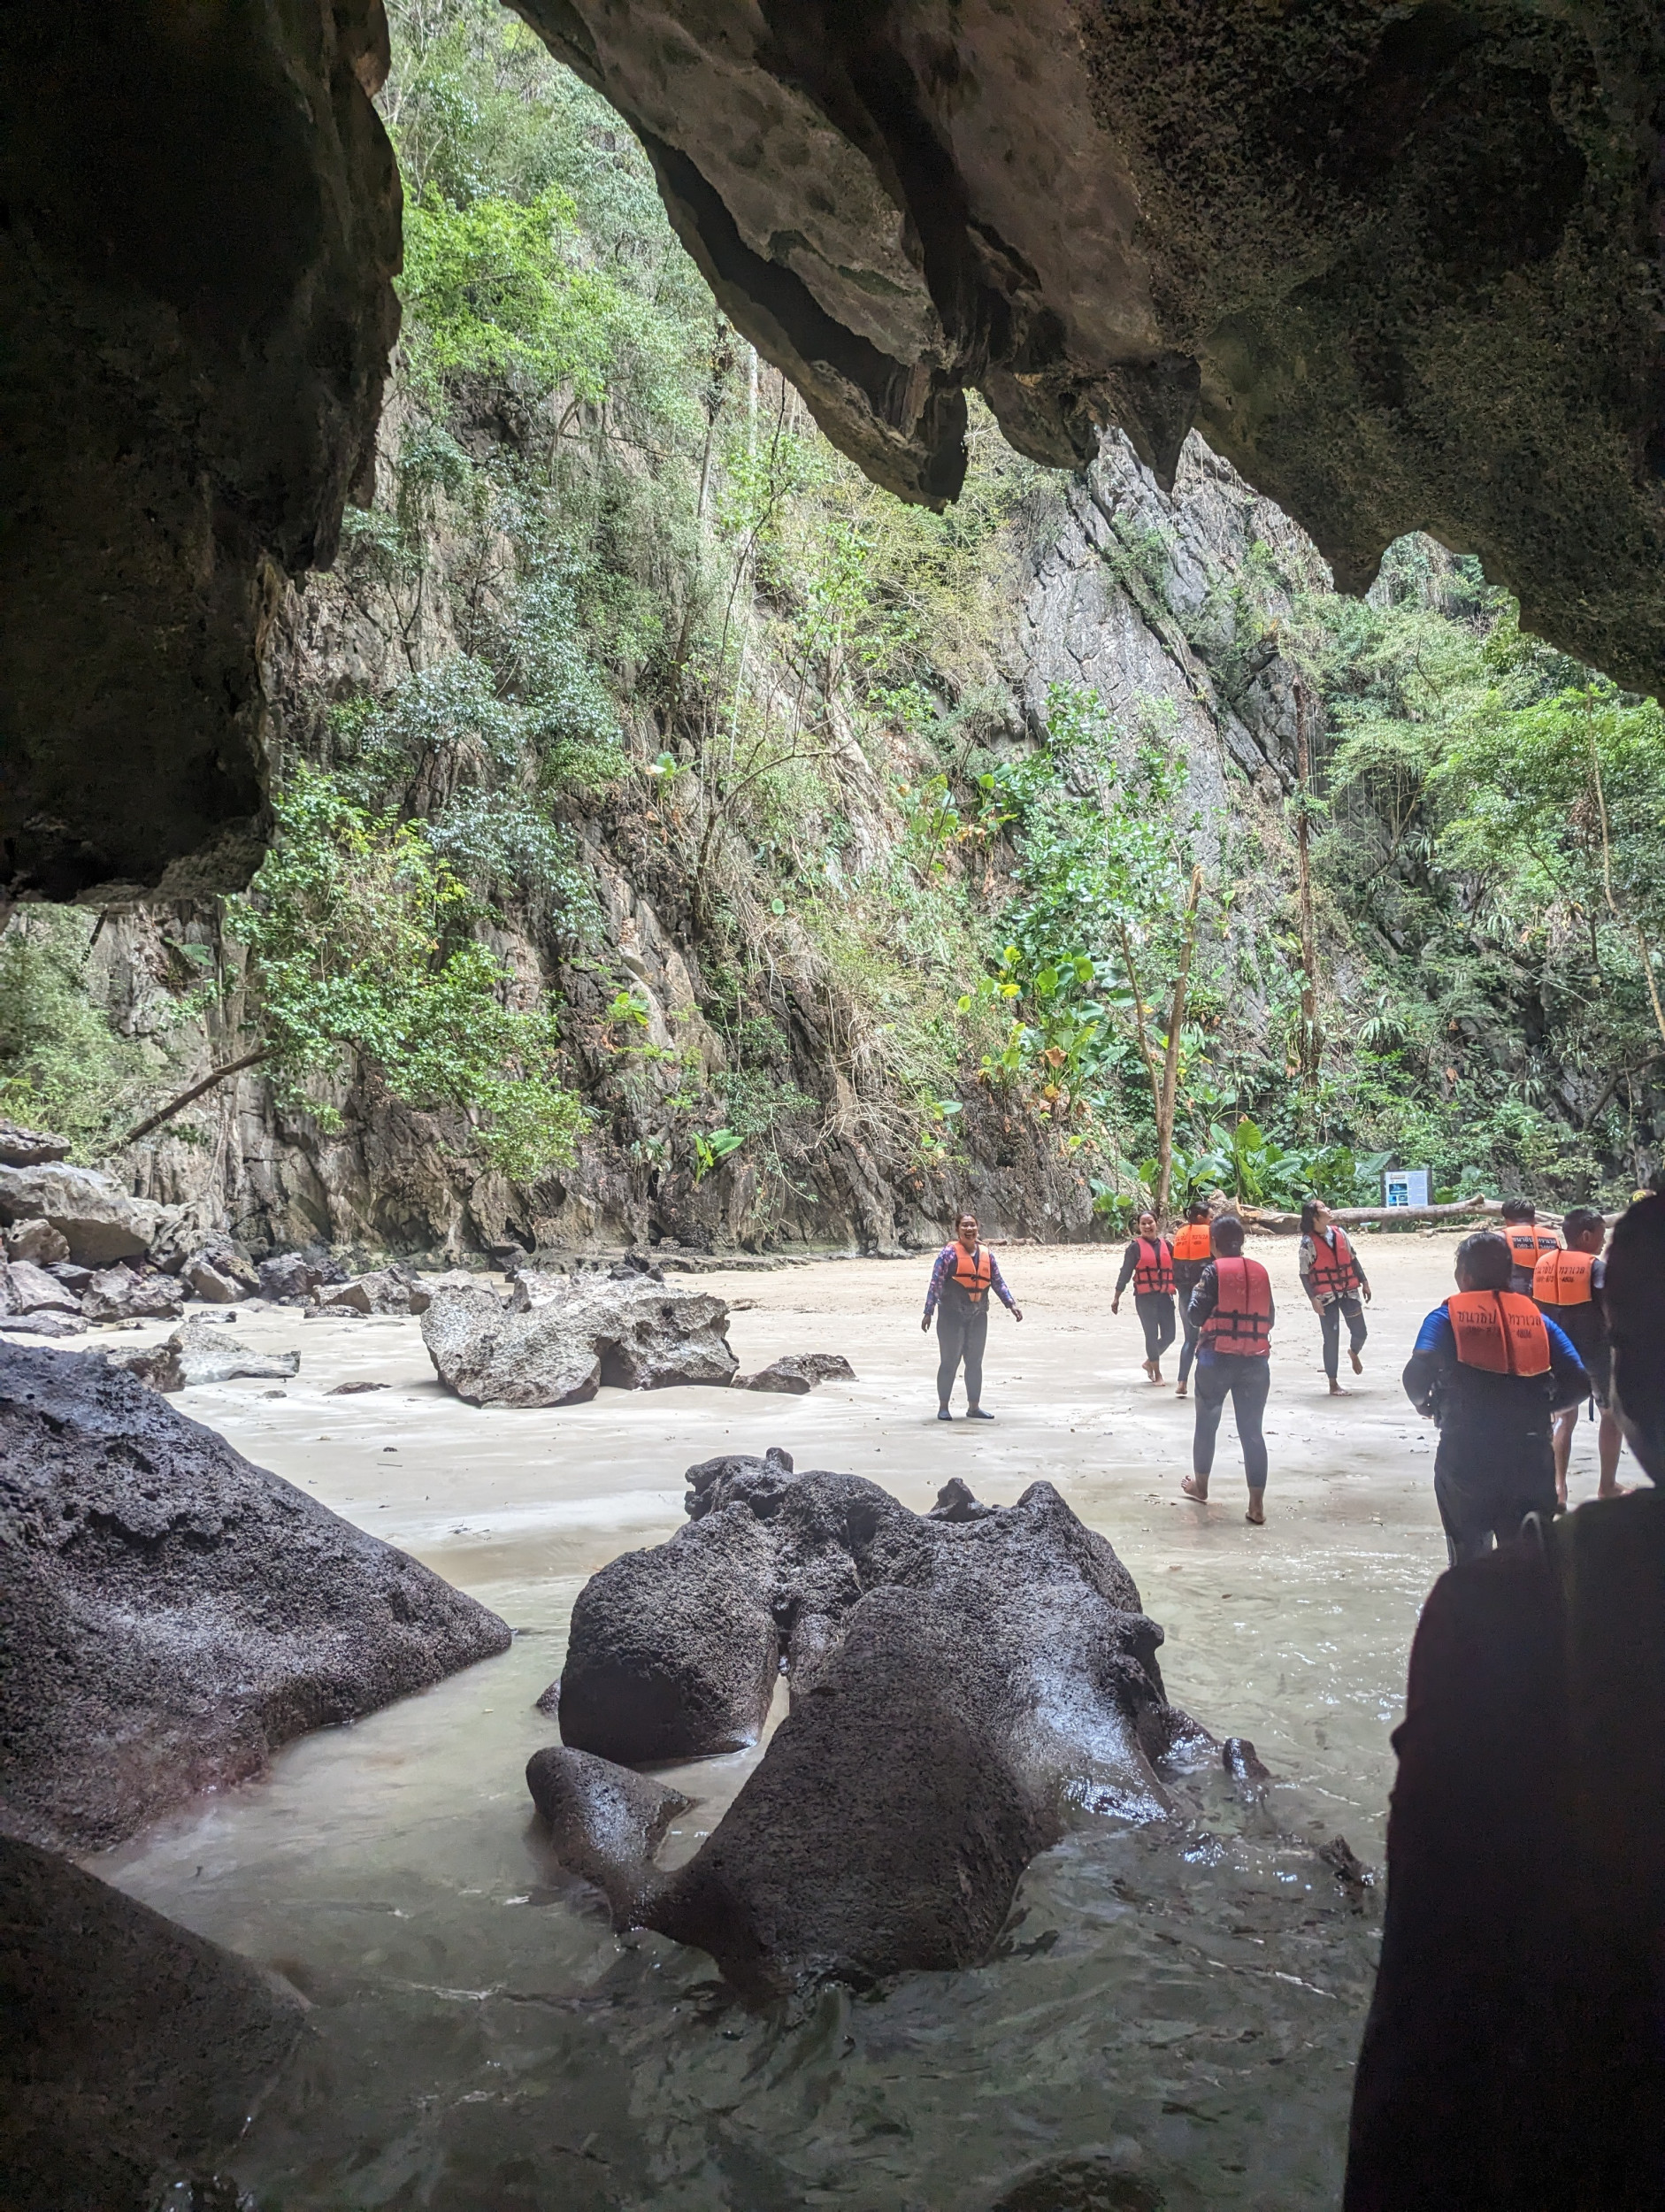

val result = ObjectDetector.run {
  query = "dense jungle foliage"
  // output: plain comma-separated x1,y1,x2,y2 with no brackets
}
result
3,0,1662,1225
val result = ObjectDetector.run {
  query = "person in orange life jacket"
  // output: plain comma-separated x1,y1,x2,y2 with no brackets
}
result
1402,1230,1588,1566
1535,1205,1626,1505
1110,1210,1177,1383
1179,1214,1275,1525
1170,1197,1215,1399
921,1210,1023,1421
1499,1194,1559,1294
1299,1197,1371,1394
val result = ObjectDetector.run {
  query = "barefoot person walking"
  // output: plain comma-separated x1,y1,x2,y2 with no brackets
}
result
1299,1198,1370,1394
922,1211,1023,1421
1181,1214,1275,1524
1110,1210,1177,1383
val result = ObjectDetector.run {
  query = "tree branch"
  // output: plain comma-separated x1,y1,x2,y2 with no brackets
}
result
117,1048,272,1148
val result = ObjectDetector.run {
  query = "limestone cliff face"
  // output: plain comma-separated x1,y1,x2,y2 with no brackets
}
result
99,427,1316,1262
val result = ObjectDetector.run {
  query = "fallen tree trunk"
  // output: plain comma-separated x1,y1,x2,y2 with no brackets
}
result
1247,1196,1489,1233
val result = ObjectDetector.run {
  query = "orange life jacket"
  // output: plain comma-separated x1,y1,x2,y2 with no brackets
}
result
1133,1236,1174,1295
1533,1248,1596,1308
1505,1224,1559,1272
1202,1256,1273,1356
1173,1222,1213,1263
1446,1290,1551,1377
946,1243,993,1303
1308,1226,1362,1298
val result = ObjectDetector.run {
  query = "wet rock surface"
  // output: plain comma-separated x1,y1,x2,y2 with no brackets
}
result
0,1343,511,1852
523,1,1665,695
104,1318,301,1394
0,1835,305,2212
732,1351,856,1394
423,1271,738,1407
533,1463,1231,1997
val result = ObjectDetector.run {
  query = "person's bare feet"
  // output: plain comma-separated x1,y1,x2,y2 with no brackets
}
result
1329,1378,1348,1395
1151,1365,1163,1386
1141,1359,1156,1382
1245,1492,1266,1525
1181,1475,1208,1502
1597,1481,1631,1499
1174,1382,1187,1398
1349,1348,1363,1375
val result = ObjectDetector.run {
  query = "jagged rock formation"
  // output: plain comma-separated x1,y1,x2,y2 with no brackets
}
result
0,1835,306,2212
531,1461,1237,1996
104,1318,301,1394
0,0,401,903
523,1,1665,699
0,1343,511,1851
421,1268,739,1406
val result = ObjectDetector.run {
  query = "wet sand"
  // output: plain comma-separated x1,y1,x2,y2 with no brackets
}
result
89,1233,1624,2210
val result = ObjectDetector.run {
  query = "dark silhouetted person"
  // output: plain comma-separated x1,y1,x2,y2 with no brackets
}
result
1170,1197,1213,1399
1182,1214,1274,1525
1111,1209,1176,1383
1402,1229,1587,1564
922,1210,1022,1421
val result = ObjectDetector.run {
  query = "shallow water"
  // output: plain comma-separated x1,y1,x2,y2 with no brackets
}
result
97,1240,1618,2209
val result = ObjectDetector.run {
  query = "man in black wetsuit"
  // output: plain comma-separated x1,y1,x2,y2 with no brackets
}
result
1402,1229,1588,1564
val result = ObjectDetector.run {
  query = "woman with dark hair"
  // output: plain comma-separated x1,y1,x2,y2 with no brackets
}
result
1299,1197,1370,1394
1181,1212,1275,1525
921,1210,1023,1420
1110,1209,1176,1382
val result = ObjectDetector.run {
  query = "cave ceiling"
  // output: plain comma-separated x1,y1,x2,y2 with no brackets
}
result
2,0,1661,902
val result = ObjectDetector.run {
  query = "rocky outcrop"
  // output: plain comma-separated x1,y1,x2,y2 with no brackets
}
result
318,1264,432,1316
422,1269,739,1407
0,1122,69,1169
104,1318,300,1394
80,1264,186,1325
0,1343,511,1851
4,1218,70,1266
257,1248,349,1303
733,1352,857,1394
532,1464,1232,1996
1,0,401,902
0,1835,305,2212
523,2,1665,698
0,1260,79,1318
0,1162,172,1267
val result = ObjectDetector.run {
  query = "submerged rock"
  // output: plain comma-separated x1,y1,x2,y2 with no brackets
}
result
0,1835,305,2212
733,1352,856,1394
0,1343,512,1851
423,1272,738,1408
532,1466,1237,1997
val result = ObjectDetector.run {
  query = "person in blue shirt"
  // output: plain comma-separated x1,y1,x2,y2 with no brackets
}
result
921,1210,1023,1420
1402,1230,1589,1565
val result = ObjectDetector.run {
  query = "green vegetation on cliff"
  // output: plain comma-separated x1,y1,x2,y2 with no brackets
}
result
4,0,1661,1233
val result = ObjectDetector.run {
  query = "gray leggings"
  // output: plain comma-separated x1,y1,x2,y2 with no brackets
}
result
1193,1355,1271,1489
1319,1295,1368,1379
936,1299,989,1409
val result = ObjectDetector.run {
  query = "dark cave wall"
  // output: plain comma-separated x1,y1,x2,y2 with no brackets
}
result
0,0,402,906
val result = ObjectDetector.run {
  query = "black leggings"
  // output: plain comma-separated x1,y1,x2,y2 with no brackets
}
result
936,1299,989,1409
1319,1295,1368,1379
1193,1355,1270,1489
1135,1291,1177,1365
1177,1300,1201,1383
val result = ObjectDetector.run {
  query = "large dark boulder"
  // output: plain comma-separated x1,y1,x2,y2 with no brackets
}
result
531,1467,1228,1997
0,1834,304,2212
0,1343,511,1851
